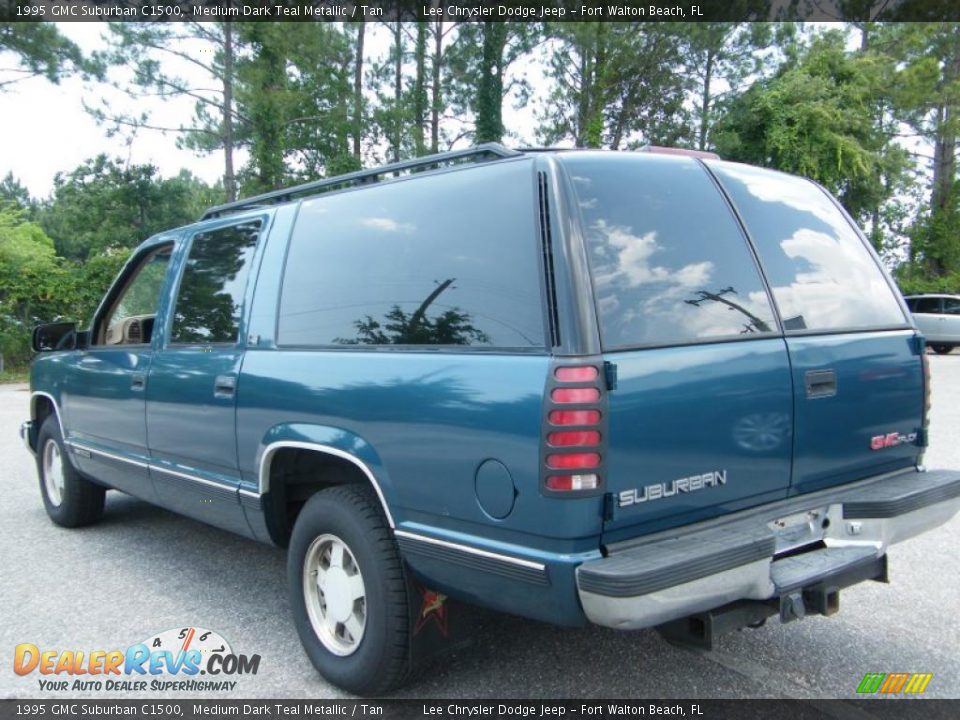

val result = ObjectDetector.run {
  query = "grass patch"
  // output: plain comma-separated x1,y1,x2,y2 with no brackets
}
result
0,368,29,384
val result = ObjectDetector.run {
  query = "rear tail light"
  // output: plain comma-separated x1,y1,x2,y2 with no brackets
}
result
549,409,601,425
551,387,600,403
546,474,599,491
542,363,605,495
547,430,601,447
555,366,598,382
546,452,601,469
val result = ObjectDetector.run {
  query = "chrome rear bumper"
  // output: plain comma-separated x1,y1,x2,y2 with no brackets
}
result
577,468,960,630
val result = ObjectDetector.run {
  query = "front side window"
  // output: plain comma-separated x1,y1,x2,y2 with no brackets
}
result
277,160,544,349
707,161,906,332
942,297,960,315
564,154,778,350
99,246,172,346
170,221,261,344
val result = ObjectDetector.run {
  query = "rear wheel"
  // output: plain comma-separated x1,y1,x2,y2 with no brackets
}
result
288,485,413,694
931,344,953,355
36,416,105,527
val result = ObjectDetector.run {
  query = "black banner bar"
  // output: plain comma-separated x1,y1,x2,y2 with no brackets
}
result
2,700,960,720
2,0,960,23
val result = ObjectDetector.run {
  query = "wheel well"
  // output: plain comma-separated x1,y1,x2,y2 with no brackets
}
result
264,447,373,546
33,396,55,434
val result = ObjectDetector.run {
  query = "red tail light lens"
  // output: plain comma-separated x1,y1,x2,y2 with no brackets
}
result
547,430,601,447
544,363,604,494
546,474,599,491
546,452,600,469
551,387,600,404
548,409,601,426
555,366,598,382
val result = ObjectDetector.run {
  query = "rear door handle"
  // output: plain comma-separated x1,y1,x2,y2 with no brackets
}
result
805,369,837,399
214,374,237,399
131,373,146,391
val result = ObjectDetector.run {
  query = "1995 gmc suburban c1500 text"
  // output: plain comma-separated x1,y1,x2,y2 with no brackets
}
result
20,145,960,694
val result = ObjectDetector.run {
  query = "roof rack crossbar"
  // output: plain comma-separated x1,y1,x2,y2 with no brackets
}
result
200,143,521,220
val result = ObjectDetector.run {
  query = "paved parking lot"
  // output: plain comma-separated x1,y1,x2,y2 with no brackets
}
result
1,357,959,700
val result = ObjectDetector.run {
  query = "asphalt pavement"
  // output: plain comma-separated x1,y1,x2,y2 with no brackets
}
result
1,358,959,700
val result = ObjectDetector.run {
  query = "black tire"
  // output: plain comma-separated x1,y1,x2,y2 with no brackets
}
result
288,485,412,695
932,344,953,355
35,416,105,528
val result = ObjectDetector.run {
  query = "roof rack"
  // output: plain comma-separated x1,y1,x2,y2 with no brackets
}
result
200,143,522,220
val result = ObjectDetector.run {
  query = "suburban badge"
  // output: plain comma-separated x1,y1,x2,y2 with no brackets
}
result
619,470,728,508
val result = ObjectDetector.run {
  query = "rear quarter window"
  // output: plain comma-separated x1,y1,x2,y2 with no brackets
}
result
707,161,906,332
277,159,545,349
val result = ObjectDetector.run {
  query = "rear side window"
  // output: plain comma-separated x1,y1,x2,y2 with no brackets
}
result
913,297,942,314
277,160,544,349
564,154,778,349
708,162,906,332
170,220,261,344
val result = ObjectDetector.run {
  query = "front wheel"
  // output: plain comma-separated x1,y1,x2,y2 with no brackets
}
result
931,344,953,355
35,416,105,527
288,485,413,694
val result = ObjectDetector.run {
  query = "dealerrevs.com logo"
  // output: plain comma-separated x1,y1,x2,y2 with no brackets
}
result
14,627,261,692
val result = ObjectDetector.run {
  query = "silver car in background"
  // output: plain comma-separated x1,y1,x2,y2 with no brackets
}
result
905,294,960,354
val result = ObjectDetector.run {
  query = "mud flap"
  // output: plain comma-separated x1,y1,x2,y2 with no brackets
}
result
407,575,480,672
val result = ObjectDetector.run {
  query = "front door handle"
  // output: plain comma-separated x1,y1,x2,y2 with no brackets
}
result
131,373,146,391
214,374,237,399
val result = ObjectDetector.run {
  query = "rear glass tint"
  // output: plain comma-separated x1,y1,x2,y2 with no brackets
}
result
278,160,545,349
707,161,906,332
564,154,778,349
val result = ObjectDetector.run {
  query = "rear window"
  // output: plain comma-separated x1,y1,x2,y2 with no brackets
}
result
564,154,778,349
277,160,544,349
707,161,906,332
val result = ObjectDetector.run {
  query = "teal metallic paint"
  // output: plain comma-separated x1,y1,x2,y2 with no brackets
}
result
787,330,923,495
600,337,794,543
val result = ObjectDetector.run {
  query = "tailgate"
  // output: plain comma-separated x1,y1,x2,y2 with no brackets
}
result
601,340,793,542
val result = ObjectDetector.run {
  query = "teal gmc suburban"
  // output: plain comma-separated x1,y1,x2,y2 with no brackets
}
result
21,145,960,693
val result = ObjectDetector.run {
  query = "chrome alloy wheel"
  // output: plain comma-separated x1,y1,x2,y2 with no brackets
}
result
42,438,65,507
303,533,367,656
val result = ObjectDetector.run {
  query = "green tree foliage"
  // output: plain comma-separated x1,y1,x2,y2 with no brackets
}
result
538,23,688,149
369,19,462,160
39,156,217,261
882,23,960,276
680,22,793,150
237,23,357,193
0,23,86,91
712,30,910,229
0,172,33,214
92,22,244,202
0,206,67,366
447,23,540,145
